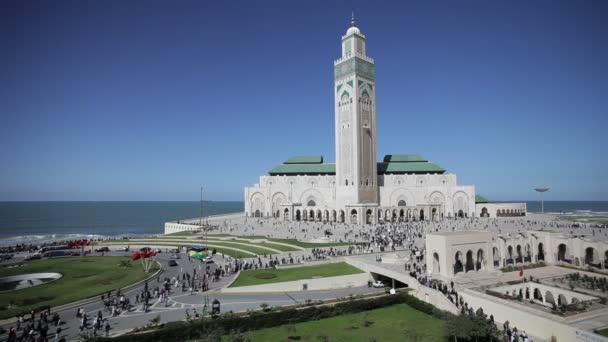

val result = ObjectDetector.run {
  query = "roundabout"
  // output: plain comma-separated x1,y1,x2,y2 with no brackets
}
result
0,272,63,291
0,256,159,319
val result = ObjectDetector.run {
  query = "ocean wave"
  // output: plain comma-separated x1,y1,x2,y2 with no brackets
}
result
0,233,154,247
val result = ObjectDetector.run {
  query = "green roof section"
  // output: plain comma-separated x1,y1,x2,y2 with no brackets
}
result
383,154,427,163
269,163,335,175
269,155,445,175
377,162,444,174
283,156,323,164
475,195,489,203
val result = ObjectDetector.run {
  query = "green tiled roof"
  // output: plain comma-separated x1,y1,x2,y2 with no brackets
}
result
475,195,489,203
284,156,323,164
269,163,335,175
377,162,444,174
269,154,445,175
383,154,427,163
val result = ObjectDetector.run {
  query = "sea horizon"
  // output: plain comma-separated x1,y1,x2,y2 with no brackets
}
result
0,200,606,247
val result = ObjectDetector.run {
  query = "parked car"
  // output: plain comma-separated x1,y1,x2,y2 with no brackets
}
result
118,246,130,252
70,251,80,256
371,280,385,288
95,247,110,253
154,248,162,253
170,254,181,259
203,256,214,263
168,260,178,267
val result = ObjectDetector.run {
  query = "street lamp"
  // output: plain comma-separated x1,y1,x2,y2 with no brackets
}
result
534,188,550,214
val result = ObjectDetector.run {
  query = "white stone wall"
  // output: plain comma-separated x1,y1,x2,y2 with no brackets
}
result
244,172,478,222
476,202,527,218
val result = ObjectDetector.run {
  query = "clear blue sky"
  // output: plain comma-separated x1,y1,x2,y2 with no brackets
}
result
2,0,607,201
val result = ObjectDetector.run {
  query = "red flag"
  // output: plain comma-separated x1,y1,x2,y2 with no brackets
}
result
141,251,150,259
131,251,141,260
85,240,91,246
519,266,524,277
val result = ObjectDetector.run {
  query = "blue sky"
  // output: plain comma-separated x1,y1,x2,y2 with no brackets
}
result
2,0,607,201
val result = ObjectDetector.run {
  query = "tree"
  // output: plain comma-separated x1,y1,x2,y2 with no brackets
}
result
446,314,474,342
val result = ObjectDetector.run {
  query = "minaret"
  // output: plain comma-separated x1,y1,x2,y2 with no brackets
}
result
334,14,378,208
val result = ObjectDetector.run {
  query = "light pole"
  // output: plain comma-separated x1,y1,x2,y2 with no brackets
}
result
534,188,550,214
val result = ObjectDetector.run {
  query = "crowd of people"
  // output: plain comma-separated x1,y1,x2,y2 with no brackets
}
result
6,309,64,342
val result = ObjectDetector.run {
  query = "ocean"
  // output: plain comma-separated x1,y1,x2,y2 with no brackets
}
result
0,201,606,247
0,201,243,246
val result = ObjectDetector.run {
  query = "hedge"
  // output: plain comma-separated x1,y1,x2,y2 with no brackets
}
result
90,292,451,342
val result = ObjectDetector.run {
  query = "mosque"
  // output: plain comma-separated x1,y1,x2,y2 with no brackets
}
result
244,17,526,224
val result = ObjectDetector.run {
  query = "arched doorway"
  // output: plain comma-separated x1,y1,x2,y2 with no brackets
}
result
350,209,358,224
454,251,463,275
557,244,568,262
398,200,406,207
339,210,345,223
419,209,425,221
585,247,599,266
558,294,567,306
317,210,322,221
476,249,484,271
309,210,315,221
254,210,261,218
458,210,464,218
481,207,489,217
433,252,440,274
493,247,499,268
465,250,475,272
366,209,372,224
283,208,290,221
516,245,523,263
533,288,543,301
432,208,437,221
295,210,301,221
545,291,556,306
507,245,514,264
538,243,545,261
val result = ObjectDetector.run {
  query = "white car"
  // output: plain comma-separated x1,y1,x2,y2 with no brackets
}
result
372,280,385,288
203,256,214,263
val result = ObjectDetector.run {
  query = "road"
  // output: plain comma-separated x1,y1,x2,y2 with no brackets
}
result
0,250,381,341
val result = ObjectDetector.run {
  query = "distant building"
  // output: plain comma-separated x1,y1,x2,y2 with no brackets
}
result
244,16,525,224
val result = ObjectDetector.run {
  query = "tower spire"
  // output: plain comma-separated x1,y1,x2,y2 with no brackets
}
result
351,11,356,27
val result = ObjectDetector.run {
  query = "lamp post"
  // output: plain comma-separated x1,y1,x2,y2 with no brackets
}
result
534,188,550,214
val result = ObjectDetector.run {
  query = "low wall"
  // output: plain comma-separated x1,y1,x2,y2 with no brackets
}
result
221,273,370,293
343,258,460,314
459,288,608,341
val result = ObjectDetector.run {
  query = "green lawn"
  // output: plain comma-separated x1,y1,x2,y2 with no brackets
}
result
0,256,158,319
229,262,363,287
596,328,608,337
192,303,444,342
237,236,357,248
165,231,200,236
202,238,299,252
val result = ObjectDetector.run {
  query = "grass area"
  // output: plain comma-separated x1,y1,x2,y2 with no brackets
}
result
192,303,444,342
164,231,200,237
233,235,357,248
210,247,253,259
229,262,363,287
200,238,299,252
100,240,273,256
0,256,158,319
561,216,608,225
596,328,608,337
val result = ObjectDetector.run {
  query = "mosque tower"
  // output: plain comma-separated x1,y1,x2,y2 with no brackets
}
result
334,14,378,209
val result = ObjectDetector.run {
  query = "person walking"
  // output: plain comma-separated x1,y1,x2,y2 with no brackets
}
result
104,321,110,337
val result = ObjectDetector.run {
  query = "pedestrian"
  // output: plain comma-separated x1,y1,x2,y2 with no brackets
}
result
105,320,111,337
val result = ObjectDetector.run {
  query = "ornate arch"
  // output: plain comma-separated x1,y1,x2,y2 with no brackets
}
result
250,192,266,216
428,191,445,205
299,188,325,208
452,191,469,214
389,188,415,207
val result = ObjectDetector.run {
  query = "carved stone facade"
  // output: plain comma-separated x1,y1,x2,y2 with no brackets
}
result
243,17,525,225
